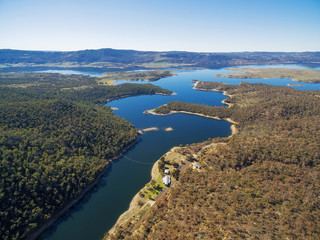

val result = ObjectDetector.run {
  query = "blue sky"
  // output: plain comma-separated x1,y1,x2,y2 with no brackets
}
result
0,0,319,52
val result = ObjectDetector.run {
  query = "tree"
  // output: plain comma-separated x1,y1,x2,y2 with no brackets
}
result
158,161,165,171
172,169,180,180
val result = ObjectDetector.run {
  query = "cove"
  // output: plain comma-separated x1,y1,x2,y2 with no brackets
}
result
39,65,320,240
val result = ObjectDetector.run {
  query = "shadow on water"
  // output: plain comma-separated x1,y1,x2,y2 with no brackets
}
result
39,137,145,239
40,166,112,239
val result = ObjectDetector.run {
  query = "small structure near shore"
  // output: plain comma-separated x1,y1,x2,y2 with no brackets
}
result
162,176,171,186
164,169,170,174
194,163,201,169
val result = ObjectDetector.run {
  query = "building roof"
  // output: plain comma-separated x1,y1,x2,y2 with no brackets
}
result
162,175,171,186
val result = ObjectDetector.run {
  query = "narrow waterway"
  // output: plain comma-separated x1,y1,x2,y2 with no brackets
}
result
35,65,320,240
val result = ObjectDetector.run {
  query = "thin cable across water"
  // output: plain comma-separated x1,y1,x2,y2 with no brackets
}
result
122,155,154,165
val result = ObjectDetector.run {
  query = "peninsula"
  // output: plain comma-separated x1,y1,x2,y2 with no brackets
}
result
98,70,175,85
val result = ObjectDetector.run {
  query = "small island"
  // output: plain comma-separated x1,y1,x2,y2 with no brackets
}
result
142,127,159,132
215,67,320,83
287,83,304,87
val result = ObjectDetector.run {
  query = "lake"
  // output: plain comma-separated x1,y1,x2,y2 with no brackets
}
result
14,65,319,240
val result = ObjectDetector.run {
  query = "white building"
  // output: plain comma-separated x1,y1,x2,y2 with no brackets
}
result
164,169,170,174
162,175,171,186
195,163,201,169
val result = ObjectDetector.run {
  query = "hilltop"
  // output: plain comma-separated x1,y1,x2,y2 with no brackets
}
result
1,48,320,70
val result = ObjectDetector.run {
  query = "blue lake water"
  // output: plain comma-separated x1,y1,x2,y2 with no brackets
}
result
9,65,319,240
33,69,105,76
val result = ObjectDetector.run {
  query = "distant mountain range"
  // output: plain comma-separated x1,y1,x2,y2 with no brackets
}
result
0,48,319,69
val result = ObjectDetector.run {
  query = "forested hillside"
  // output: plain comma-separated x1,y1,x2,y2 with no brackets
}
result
0,72,172,104
1,49,319,69
101,70,174,82
108,82,320,239
0,71,172,239
0,100,138,239
153,101,232,119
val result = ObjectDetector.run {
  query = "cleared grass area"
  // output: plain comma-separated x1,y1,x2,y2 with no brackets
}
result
215,68,320,83
96,78,116,85
145,176,166,200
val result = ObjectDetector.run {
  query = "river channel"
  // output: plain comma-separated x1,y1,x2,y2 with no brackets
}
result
31,65,320,240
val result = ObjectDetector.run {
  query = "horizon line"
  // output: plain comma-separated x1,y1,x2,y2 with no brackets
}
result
1,47,320,54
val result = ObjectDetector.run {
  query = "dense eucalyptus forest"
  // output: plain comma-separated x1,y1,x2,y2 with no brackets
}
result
100,70,174,82
0,71,172,239
108,82,320,239
0,72,172,104
153,101,232,119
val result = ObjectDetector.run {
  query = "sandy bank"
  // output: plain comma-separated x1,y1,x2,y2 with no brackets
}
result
142,127,159,132
107,147,186,238
287,83,304,87
107,156,162,236
106,91,174,103
145,109,238,136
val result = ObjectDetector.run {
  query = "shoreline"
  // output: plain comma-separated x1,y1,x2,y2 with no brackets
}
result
106,82,239,237
27,138,139,240
29,91,174,240
287,83,304,87
193,81,235,107
145,109,238,136
142,127,159,132
106,158,160,236
106,146,184,239
144,81,238,136
106,91,174,103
